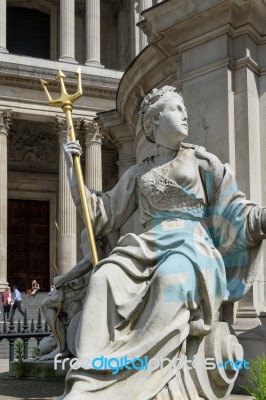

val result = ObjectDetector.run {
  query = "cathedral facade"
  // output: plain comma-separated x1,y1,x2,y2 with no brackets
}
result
0,0,162,292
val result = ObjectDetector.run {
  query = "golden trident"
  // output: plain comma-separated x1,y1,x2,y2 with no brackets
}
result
40,68,99,267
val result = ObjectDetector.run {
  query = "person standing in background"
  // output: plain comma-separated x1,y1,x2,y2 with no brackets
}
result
1,287,12,320
12,285,25,317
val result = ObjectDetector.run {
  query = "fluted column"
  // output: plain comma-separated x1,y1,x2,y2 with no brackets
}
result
0,0,8,53
139,0,153,50
117,136,136,236
59,0,77,63
117,137,136,179
82,120,103,190
85,0,102,66
56,117,77,274
0,110,12,291
71,119,85,262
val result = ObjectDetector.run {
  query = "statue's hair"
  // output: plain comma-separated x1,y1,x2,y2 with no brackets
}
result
139,86,183,143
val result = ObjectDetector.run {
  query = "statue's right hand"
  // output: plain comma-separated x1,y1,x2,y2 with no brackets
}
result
63,127,82,168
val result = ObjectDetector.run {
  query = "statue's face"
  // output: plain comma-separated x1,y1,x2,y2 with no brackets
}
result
154,93,188,149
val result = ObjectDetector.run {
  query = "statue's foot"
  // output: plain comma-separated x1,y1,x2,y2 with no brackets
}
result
37,349,69,361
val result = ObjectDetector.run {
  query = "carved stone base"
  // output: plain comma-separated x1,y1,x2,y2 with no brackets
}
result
187,322,243,400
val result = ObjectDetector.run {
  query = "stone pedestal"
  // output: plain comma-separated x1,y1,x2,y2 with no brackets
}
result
0,110,12,291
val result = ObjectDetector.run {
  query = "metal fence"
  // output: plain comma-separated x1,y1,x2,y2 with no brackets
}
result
0,308,50,361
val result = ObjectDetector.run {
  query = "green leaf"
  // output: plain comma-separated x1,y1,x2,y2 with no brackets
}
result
240,354,266,400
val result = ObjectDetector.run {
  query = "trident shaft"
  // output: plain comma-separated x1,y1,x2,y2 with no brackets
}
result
40,68,99,267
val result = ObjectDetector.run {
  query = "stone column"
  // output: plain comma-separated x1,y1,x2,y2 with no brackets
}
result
117,136,137,236
0,0,8,54
56,117,77,275
59,0,77,63
139,0,153,51
117,137,136,179
85,0,102,66
232,60,266,370
0,110,12,291
234,61,262,320
71,119,85,262
82,120,103,190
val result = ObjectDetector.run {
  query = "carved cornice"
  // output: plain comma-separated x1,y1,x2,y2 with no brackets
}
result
8,170,58,185
0,68,118,101
0,109,12,136
140,0,266,47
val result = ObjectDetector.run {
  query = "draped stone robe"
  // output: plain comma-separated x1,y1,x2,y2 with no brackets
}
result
57,143,265,400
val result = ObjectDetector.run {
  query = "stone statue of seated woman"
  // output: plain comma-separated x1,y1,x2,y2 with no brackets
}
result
53,86,266,400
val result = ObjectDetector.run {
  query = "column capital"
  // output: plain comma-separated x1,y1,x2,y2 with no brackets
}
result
73,118,82,134
95,118,114,143
81,120,103,145
56,115,67,131
0,110,12,136
55,115,67,143
56,116,82,142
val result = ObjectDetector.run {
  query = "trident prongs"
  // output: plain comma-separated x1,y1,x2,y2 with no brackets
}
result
40,79,53,103
40,67,82,109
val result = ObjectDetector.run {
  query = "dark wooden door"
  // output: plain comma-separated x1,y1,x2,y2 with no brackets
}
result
7,199,50,292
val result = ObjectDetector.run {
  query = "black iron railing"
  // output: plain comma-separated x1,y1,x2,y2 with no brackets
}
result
0,308,50,361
